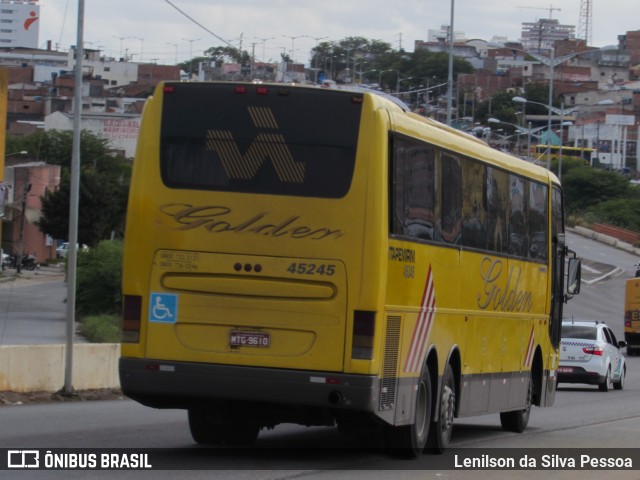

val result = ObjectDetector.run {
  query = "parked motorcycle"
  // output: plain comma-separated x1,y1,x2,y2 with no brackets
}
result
21,254,40,271
2,254,40,271
1,254,13,270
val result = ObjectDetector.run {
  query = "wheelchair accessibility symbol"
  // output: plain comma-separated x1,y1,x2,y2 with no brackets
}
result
149,293,178,323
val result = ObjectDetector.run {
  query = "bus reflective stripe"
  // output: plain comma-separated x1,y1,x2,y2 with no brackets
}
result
524,326,535,368
404,265,436,373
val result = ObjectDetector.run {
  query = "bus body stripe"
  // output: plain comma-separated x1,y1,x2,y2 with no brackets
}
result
404,265,436,373
524,326,535,368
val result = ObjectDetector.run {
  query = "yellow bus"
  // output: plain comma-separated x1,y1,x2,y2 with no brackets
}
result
531,144,597,164
624,277,640,356
119,82,581,456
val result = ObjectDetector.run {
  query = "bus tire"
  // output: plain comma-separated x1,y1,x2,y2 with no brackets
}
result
386,366,432,458
188,409,260,446
428,363,455,453
500,376,532,433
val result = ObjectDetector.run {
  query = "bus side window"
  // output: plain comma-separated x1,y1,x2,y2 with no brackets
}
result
440,153,461,245
461,158,487,249
509,175,527,257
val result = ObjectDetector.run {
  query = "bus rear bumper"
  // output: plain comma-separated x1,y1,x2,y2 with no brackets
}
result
119,357,381,414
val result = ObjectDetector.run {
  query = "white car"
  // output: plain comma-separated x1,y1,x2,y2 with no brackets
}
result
56,242,89,258
558,320,627,391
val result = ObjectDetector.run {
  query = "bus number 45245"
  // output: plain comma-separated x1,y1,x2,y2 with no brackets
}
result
287,263,336,276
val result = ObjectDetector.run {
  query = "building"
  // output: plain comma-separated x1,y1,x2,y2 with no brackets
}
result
0,1,40,49
566,89,640,171
67,48,180,88
427,26,466,43
2,162,60,261
521,19,576,54
619,30,640,70
44,111,140,158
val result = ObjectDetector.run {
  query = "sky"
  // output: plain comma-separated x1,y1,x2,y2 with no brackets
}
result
36,0,638,65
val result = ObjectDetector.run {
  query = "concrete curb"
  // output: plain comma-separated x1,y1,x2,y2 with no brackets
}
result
570,226,640,256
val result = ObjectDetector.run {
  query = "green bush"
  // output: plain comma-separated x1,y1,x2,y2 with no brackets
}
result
586,198,640,232
79,314,120,343
76,239,123,317
562,166,633,213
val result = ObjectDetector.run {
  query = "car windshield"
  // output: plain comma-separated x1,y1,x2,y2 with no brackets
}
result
561,325,597,340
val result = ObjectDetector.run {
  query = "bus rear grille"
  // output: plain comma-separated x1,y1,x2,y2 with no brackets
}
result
379,316,401,411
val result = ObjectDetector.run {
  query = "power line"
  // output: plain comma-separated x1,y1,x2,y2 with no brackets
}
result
163,0,234,49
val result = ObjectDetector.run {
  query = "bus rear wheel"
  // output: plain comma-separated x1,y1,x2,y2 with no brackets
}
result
428,363,455,453
188,409,260,446
500,376,532,433
386,366,432,458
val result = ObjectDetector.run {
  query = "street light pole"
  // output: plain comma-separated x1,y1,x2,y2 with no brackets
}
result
545,48,555,170
254,36,275,63
182,38,200,78
559,101,564,179
525,49,583,169
308,36,328,84
282,35,308,63
513,95,578,169
379,69,392,89
130,36,144,62
446,0,455,126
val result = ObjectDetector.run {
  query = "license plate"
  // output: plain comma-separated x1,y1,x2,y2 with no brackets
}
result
557,367,573,374
230,331,270,348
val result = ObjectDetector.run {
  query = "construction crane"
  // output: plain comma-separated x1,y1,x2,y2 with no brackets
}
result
517,4,562,19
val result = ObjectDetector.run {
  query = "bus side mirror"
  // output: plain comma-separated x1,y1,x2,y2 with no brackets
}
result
567,257,581,297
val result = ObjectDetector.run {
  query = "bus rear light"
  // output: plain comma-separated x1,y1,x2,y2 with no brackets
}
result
309,376,341,385
256,86,269,95
352,310,376,360
144,364,176,372
351,95,363,105
163,85,175,94
624,311,631,327
122,295,142,343
234,86,247,94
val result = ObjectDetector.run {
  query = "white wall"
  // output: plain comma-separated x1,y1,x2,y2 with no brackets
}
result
45,111,141,158
0,344,120,392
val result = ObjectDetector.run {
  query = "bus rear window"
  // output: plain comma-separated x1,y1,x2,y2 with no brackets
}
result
160,83,363,198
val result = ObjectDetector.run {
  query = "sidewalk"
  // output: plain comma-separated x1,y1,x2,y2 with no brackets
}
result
0,263,65,283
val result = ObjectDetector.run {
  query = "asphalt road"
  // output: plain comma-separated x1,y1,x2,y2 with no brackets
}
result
0,265,86,345
1,362,639,479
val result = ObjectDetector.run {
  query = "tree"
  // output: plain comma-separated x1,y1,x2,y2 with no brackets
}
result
562,166,633,213
310,37,397,85
409,50,473,87
33,130,131,247
7,130,112,167
474,90,521,129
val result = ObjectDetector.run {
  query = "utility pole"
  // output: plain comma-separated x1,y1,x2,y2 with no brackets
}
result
16,168,30,274
63,0,85,396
